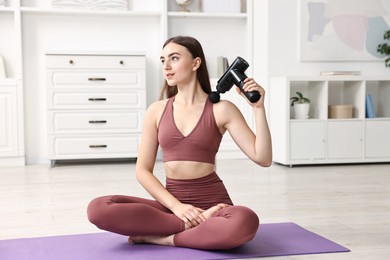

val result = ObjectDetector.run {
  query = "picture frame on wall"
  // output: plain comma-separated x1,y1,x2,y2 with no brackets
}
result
201,0,242,14
299,0,390,61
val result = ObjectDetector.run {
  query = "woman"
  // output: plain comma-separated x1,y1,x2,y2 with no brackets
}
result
87,36,272,250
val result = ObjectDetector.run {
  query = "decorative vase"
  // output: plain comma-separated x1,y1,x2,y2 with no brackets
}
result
293,103,310,119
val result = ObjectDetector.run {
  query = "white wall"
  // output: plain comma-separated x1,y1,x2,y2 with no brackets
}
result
253,0,269,107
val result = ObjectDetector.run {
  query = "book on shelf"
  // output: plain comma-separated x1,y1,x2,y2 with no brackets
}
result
365,94,376,118
320,71,361,76
217,56,229,77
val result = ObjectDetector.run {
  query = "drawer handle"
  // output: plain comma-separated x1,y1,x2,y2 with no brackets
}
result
120,60,124,65
88,98,107,101
88,77,106,81
89,120,107,124
69,60,74,64
89,145,107,148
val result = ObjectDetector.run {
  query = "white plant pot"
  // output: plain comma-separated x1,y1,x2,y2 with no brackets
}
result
293,103,310,119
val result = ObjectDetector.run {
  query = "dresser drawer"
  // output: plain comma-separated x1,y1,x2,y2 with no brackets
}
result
48,111,144,134
48,71,144,88
46,55,146,69
47,90,146,109
48,135,140,158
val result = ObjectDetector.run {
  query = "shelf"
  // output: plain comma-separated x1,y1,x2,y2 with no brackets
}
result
0,78,18,85
0,7,16,13
327,118,363,122
366,80,390,118
45,50,146,56
289,80,327,120
289,118,325,122
168,11,247,18
365,117,390,121
20,7,161,17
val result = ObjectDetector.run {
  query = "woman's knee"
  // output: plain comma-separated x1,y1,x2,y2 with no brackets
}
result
227,206,259,244
227,206,259,225
86,196,112,227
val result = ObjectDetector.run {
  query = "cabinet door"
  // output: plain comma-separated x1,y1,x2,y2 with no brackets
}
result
0,87,17,157
290,121,326,160
327,121,363,159
365,120,390,158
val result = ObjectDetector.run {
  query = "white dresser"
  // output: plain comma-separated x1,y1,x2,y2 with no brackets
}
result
46,52,146,166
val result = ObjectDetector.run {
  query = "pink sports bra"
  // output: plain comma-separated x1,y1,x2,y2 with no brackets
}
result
157,96,222,164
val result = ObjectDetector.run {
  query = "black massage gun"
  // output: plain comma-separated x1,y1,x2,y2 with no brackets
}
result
208,56,261,103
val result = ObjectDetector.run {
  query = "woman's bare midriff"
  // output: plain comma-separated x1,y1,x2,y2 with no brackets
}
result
163,161,216,180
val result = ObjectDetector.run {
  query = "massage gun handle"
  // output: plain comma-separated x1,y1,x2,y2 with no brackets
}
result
231,70,261,103
238,82,261,103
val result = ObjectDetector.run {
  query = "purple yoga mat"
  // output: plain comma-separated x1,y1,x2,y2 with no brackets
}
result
0,222,349,260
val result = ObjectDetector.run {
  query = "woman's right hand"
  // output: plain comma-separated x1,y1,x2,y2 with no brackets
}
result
171,203,206,229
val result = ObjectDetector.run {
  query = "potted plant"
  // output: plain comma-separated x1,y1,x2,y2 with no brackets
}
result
377,30,390,67
290,92,310,119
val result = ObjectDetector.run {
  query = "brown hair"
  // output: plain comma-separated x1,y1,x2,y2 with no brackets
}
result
159,36,211,100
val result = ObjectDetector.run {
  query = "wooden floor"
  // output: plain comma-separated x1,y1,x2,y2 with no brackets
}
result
1,159,389,259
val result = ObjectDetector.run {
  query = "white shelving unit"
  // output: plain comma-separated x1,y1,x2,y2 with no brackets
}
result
0,0,253,165
0,0,25,166
270,76,390,166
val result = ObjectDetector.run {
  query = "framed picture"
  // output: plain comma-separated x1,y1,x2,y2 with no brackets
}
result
299,0,390,61
201,0,242,14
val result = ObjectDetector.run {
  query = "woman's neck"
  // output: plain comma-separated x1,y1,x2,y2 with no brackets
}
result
175,82,207,105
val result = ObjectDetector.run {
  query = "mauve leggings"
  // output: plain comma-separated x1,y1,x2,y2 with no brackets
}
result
87,172,259,250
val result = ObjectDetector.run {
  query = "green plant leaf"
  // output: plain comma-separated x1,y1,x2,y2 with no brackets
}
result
385,57,390,67
377,30,390,68
290,97,299,106
384,30,390,40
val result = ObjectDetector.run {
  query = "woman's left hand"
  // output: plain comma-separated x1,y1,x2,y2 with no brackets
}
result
235,78,265,108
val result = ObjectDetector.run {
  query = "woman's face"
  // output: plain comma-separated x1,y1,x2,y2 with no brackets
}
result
160,42,199,86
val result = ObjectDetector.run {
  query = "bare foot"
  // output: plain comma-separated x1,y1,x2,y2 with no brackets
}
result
202,203,229,219
129,235,174,246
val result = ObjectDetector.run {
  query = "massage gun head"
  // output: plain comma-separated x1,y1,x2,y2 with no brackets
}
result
209,57,249,104
208,91,221,103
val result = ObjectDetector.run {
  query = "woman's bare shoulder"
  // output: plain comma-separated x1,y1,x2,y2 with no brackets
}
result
212,99,244,129
213,99,240,114
146,99,169,114
144,99,170,128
